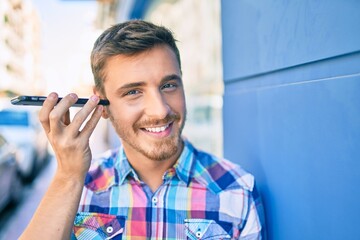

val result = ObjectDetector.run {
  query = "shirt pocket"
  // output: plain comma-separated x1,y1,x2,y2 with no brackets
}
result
184,218,232,240
73,212,126,240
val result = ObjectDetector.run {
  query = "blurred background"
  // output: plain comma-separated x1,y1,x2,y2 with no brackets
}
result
1,0,360,239
0,0,223,155
0,0,223,239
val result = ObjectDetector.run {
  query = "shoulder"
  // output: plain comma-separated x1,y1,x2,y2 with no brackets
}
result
84,148,119,192
89,149,118,171
191,148,255,194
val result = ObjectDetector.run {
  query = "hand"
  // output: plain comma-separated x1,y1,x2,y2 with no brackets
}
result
39,92,103,181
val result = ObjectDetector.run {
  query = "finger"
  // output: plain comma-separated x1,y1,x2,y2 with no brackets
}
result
63,110,71,126
48,93,78,134
69,95,100,132
38,92,58,133
80,105,103,140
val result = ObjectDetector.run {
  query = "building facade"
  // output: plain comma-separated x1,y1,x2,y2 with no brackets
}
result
0,0,42,96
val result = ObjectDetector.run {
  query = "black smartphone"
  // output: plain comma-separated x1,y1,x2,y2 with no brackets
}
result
10,95,110,107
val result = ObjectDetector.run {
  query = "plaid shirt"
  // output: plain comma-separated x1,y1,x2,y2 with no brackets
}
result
72,140,265,239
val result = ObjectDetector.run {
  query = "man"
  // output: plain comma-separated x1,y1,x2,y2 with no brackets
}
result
20,20,265,239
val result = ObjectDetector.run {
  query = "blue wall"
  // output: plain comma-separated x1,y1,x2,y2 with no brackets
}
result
221,1,360,239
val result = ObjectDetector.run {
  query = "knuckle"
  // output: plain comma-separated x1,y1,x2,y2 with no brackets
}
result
82,104,96,114
49,111,60,121
38,112,47,123
86,120,96,130
85,113,100,130
75,108,90,120
72,115,84,126
54,137,76,150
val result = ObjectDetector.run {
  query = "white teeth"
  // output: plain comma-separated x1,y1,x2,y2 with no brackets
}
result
145,124,169,133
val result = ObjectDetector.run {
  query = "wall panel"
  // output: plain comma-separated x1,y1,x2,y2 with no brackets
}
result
221,1,360,239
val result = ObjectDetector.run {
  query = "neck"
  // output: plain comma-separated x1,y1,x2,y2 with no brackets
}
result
123,141,184,192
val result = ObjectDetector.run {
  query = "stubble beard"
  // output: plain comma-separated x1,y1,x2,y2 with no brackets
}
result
109,111,186,162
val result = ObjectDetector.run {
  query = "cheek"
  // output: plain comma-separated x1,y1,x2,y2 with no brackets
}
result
169,94,186,114
108,104,142,126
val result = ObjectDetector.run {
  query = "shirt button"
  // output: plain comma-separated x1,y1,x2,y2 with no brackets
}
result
196,230,202,238
152,197,159,207
106,226,114,234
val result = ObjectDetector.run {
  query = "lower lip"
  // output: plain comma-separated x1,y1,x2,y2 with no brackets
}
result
142,123,173,138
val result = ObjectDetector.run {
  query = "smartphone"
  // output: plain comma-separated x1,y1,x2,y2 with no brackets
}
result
10,95,110,107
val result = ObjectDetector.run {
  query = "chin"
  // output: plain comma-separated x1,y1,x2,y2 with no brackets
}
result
142,137,181,161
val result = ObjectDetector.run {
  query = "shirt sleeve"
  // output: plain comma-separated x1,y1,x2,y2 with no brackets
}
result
239,184,267,240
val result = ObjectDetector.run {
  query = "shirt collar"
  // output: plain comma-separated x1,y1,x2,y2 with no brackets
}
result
172,139,196,186
115,139,196,186
115,146,138,185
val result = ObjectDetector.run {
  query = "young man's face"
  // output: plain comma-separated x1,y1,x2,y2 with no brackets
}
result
99,45,186,162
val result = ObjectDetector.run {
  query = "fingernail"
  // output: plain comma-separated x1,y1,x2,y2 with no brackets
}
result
69,93,78,99
48,92,57,99
91,95,99,102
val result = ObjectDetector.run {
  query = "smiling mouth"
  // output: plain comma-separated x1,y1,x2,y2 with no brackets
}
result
144,123,171,133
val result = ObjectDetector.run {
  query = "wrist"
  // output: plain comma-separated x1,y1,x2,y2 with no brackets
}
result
53,170,86,189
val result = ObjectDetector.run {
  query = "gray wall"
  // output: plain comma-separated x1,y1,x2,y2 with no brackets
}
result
221,0,360,239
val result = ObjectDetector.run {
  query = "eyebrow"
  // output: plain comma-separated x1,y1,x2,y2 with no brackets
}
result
161,74,182,84
117,74,182,92
119,82,146,91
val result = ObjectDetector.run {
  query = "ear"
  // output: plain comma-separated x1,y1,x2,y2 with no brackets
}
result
93,86,110,119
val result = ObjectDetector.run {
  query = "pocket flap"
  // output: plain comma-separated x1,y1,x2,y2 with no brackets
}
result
184,218,231,239
73,212,125,240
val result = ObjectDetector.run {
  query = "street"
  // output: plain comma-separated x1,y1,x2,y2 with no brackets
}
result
0,156,56,240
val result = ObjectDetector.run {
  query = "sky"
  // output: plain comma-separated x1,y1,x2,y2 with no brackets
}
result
31,0,100,96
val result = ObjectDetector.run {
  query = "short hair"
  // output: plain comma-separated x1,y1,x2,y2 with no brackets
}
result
91,20,181,94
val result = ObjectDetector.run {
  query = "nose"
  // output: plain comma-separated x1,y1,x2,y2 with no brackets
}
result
144,90,170,119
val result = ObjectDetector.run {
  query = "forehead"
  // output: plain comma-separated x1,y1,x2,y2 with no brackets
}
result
103,45,181,88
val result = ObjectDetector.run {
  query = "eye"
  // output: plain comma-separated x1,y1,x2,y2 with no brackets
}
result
161,83,177,91
125,89,140,96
